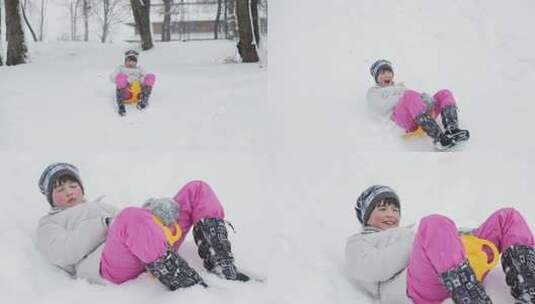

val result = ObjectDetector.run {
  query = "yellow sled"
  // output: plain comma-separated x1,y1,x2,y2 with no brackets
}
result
461,234,500,282
152,215,182,246
402,127,426,139
124,80,142,105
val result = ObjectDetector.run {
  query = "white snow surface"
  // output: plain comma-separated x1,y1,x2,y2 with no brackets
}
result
1,1,535,304
0,40,271,304
270,0,535,153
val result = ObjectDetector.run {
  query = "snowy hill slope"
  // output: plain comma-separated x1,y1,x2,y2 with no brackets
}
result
0,40,272,304
265,0,535,303
0,41,269,152
270,0,535,152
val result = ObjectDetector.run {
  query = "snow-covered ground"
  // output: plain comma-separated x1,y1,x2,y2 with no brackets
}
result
266,151,535,303
265,0,535,303
270,0,535,153
0,40,268,151
0,40,272,304
1,1,535,303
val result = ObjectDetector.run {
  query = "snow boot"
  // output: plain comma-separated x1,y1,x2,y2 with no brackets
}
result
415,112,455,151
137,85,152,110
442,105,470,143
116,88,127,116
193,218,250,282
118,104,126,116
501,244,535,303
145,249,207,290
440,260,493,304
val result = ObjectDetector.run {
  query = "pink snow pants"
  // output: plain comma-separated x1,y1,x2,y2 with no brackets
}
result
407,208,534,304
100,180,225,284
391,89,457,132
115,73,156,89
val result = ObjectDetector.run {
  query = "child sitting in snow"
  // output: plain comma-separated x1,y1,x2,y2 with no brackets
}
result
346,185,535,304
36,162,249,290
366,60,469,150
110,50,156,116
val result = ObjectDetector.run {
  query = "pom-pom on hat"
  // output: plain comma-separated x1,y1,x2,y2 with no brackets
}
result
39,163,84,206
355,185,400,225
142,198,180,226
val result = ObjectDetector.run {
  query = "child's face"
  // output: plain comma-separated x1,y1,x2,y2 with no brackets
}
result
367,202,400,230
52,180,84,208
125,58,137,68
377,70,394,87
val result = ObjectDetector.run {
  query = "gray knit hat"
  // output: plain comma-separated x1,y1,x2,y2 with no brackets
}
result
142,197,180,226
370,59,393,83
355,185,400,225
125,49,139,62
39,163,84,206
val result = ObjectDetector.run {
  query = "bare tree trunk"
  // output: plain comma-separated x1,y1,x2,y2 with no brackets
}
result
5,0,28,65
101,0,109,42
225,0,237,39
39,0,46,41
0,2,3,66
161,0,171,42
73,2,76,40
130,0,152,50
250,0,259,45
73,0,78,40
70,0,80,40
236,0,258,62
223,0,228,38
70,1,75,40
83,0,89,41
214,0,221,39
21,0,37,41
70,2,74,39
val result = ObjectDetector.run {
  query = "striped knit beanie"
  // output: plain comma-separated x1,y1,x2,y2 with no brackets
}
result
38,163,84,206
125,49,139,62
355,185,400,225
370,59,393,83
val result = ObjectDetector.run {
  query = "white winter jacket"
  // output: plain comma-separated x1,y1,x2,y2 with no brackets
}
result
345,226,415,304
35,199,118,284
366,83,407,118
110,65,147,84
